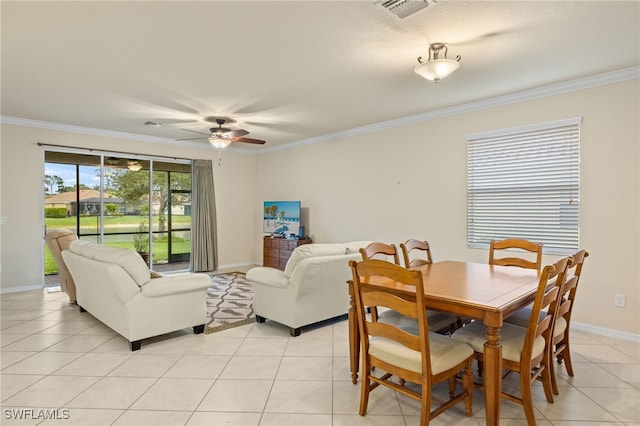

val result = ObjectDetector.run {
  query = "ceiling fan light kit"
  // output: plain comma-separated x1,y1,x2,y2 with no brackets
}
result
127,160,143,171
414,42,461,82
177,118,266,150
209,137,232,149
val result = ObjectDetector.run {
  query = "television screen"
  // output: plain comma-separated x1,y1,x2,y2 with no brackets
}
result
263,201,301,236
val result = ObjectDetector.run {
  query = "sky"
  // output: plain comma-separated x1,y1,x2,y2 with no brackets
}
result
44,163,100,192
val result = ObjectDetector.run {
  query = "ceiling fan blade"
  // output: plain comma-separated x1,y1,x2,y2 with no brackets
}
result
226,129,249,137
176,137,208,141
232,137,266,145
180,128,210,136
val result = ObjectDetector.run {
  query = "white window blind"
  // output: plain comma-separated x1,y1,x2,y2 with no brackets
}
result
466,117,581,254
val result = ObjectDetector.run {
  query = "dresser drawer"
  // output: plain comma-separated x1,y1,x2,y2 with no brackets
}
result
280,249,294,260
263,237,313,271
264,255,280,268
286,241,301,250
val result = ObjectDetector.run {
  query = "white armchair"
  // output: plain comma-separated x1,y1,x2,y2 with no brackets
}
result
62,240,211,350
246,241,370,336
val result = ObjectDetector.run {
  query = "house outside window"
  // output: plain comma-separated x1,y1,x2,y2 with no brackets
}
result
466,117,582,255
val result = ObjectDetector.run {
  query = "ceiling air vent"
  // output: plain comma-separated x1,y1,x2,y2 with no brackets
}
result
378,0,436,19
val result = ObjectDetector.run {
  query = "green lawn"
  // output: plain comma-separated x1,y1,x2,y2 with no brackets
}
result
45,215,191,274
46,215,191,233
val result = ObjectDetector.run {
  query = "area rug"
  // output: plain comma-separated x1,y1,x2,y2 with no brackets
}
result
205,272,255,334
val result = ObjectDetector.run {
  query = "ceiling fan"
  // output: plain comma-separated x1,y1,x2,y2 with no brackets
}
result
177,118,266,149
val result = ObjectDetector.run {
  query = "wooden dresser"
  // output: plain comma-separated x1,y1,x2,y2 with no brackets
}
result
263,236,312,270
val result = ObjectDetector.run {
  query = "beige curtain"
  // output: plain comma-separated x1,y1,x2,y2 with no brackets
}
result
190,159,218,272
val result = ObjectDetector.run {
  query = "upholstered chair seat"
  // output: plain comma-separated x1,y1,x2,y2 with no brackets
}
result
451,321,546,363
369,332,474,375
377,308,462,337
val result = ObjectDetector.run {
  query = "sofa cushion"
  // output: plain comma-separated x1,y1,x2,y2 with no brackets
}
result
69,240,100,258
69,240,151,287
284,243,347,277
92,246,151,287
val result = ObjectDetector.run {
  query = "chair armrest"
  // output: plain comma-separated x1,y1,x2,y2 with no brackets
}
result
246,267,289,289
141,273,210,298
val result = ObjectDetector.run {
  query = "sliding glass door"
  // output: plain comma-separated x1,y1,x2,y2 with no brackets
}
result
44,151,191,279
151,162,192,264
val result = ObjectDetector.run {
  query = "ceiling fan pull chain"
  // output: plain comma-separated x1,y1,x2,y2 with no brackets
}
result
218,149,223,166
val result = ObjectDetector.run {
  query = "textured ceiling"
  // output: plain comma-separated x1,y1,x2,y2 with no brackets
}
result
2,1,639,151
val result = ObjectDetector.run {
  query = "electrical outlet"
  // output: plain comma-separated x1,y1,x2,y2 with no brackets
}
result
614,293,626,308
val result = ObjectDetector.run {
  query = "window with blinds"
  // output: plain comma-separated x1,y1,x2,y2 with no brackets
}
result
466,117,581,254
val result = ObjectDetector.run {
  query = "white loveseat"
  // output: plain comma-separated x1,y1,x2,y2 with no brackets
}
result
246,241,371,336
62,240,211,350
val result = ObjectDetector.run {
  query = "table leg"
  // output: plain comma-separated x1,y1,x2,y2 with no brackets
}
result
483,325,502,426
348,283,359,384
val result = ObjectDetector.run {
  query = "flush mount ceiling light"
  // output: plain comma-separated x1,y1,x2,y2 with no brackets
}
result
127,160,143,171
414,42,461,83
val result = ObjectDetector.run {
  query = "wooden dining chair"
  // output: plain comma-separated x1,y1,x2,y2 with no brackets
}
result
450,256,572,425
359,242,400,322
549,249,589,394
360,241,458,333
504,250,589,395
488,238,543,272
359,241,400,265
400,238,463,331
399,239,433,268
349,259,474,425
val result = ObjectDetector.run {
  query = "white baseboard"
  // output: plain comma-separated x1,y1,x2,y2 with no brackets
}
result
216,261,257,271
0,284,43,294
571,321,640,343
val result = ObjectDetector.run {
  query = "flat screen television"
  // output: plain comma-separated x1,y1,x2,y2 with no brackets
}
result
263,200,301,236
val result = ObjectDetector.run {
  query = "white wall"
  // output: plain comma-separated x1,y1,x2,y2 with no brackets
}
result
2,79,638,336
0,124,259,292
255,79,640,336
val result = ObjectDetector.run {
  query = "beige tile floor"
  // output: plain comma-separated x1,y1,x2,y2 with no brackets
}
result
2,272,639,425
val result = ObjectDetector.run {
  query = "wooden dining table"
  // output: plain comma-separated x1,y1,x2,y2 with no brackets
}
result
347,260,541,426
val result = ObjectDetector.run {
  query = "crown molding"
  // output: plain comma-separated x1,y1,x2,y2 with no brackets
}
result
2,66,638,154
0,115,182,145
0,116,256,153
260,66,639,154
